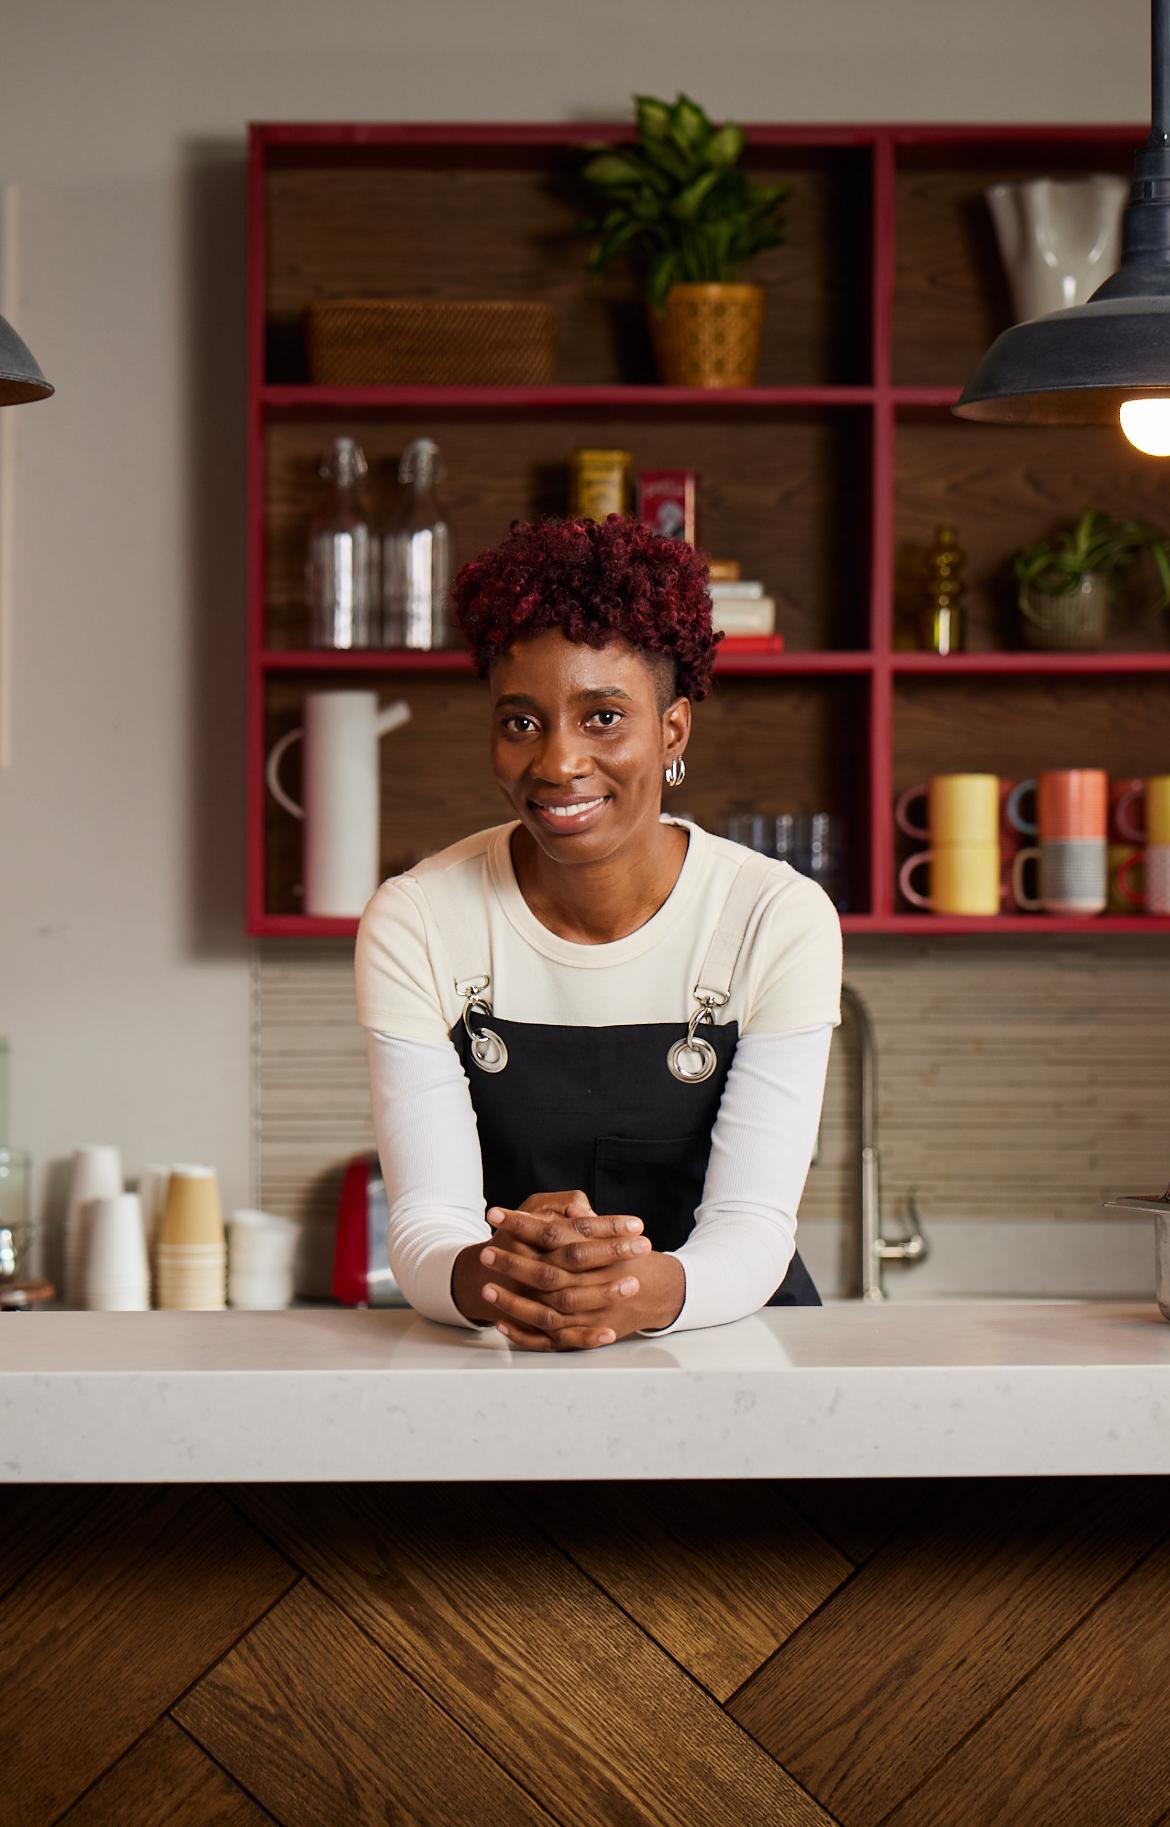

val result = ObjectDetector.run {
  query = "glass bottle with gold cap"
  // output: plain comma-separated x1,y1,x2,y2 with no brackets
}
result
920,524,966,655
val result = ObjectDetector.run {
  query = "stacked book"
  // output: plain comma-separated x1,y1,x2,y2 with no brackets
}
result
709,581,783,654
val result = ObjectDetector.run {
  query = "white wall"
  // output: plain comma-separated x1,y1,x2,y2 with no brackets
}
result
0,0,1153,1255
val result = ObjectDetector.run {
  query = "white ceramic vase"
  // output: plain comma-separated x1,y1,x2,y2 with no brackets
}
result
985,174,1128,322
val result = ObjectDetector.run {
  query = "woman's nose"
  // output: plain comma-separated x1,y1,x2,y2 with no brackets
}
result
535,728,591,780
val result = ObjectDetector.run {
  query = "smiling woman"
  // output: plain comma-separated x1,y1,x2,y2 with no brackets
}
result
354,516,843,1350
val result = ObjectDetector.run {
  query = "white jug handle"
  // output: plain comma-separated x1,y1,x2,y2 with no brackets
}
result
378,698,412,737
266,728,304,820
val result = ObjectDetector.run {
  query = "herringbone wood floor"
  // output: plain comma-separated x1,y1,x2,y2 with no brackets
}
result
4,1478,1170,1827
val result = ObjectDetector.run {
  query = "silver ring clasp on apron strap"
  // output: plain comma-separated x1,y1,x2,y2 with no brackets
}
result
667,987,729,1084
456,974,509,1073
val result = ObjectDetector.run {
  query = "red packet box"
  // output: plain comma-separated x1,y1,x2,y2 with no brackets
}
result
637,470,696,543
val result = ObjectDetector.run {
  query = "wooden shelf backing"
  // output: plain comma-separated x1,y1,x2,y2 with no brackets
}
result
262,139,871,391
263,409,871,655
891,135,1140,388
259,672,872,923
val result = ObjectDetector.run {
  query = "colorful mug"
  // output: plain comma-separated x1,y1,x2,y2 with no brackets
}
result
895,774,1001,846
1011,837,1107,914
900,842,1035,916
1005,769,1108,841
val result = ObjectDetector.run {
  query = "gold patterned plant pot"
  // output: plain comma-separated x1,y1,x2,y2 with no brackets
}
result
648,283,764,388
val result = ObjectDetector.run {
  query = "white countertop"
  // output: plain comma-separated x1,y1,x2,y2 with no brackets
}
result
2,1300,1169,1482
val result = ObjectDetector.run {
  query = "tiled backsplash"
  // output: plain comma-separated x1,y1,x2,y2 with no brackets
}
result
256,937,1170,1297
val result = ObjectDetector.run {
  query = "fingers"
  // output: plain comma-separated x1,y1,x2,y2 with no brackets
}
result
486,1204,644,1252
479,1237,651,1284
482,1277,637,1334
518,1189,597,1221
494,1315,617,1350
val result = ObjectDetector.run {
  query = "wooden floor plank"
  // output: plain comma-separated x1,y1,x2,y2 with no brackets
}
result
0,1485,98,1601
230,1482,835,1827
885,1531,1170,1827
0,1485,296,1827
57,1718,274,1827
177,1579,555,1827
510,1478,853,1700
780,1478,929,1566
729,1477,1168,1827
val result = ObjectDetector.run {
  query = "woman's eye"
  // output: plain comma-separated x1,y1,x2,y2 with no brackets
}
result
502,715,535,733
589,709,623,728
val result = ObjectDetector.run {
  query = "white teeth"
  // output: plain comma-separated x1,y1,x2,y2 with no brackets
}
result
538,798,605,818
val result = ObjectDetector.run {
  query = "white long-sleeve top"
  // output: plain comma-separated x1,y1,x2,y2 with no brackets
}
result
367,1021,834,1336
356,814,842,1337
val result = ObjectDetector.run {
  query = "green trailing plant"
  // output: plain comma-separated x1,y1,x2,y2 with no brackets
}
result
577,93,790,311
1012,508,1170,608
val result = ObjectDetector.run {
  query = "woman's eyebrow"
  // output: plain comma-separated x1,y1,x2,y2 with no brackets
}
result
494,686,635,708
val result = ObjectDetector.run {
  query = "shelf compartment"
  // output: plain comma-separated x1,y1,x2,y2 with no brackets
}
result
264,406,873,655
263,137,871,389
893,410,1170,657
891,654,1170,674
891,672,1170,916
256,670,871,927
891,133,1140,389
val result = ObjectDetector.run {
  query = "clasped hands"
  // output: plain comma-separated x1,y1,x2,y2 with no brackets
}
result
457,1189,683,1350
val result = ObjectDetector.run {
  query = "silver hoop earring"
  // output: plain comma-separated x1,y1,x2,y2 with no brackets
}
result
664,755,686,788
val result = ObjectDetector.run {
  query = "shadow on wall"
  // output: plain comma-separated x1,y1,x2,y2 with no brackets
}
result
178,140,249,958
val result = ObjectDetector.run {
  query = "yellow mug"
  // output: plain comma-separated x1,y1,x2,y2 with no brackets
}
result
899,841,1004,915
895,773,1001,846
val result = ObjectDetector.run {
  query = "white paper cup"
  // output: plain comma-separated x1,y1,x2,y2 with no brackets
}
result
64,1145,123,1307
84,1192,149,1310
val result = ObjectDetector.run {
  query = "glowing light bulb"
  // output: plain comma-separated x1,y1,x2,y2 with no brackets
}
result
1120,398,1170,455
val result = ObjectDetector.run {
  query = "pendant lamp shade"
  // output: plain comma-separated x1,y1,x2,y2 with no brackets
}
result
955,0,1170,425
0,310,53,406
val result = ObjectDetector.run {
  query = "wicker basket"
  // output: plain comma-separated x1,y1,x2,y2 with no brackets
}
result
305,298,556,386
648,283,764,388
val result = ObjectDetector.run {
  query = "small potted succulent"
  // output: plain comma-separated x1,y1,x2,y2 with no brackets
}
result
577,93,790,388
1011,508,1170,651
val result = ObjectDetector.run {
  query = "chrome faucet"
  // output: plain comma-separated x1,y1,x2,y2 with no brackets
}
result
840,981,929,1300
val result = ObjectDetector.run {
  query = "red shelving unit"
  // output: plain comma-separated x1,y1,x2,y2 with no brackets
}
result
247,120,1170,938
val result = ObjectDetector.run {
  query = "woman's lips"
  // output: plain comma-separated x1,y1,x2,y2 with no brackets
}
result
528,795,611,835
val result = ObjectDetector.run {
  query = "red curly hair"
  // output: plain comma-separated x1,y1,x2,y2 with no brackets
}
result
450,514,723,703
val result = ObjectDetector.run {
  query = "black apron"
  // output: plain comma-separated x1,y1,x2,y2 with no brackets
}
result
438,842,821,1320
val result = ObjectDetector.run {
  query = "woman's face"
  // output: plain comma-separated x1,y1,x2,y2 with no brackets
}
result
488,627,690,865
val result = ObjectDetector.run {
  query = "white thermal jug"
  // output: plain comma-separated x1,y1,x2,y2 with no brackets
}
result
266,691,411,916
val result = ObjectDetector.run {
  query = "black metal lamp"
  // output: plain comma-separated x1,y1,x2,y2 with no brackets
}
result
0,312,52,406
954,0,1170,453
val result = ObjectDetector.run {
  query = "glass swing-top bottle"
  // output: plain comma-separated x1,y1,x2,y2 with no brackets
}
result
381,436,454,649
304,436,378,649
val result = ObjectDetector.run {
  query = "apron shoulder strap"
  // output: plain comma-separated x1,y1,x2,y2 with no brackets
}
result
407,870,491,1004
693,851,777,1008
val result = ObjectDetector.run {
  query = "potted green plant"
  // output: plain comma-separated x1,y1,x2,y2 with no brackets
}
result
1011,508,1170,651
577,93,789,388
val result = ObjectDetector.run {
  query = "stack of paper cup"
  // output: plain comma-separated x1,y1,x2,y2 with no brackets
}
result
155,1165,226,1309
64,1145,124,1307
84,1193,150,1310
228,1209,301,1309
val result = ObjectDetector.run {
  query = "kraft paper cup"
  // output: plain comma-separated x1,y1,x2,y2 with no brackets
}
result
159,1165,224,1248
